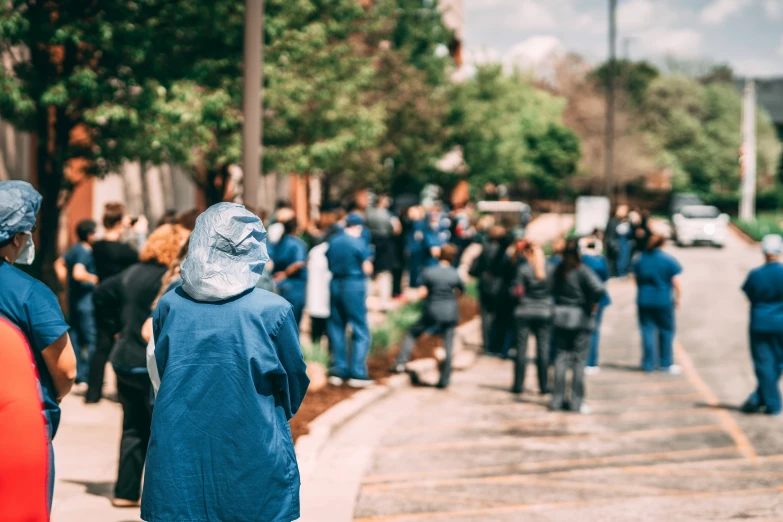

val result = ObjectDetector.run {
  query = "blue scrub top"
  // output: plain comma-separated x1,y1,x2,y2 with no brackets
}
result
582,254,612,307
0,261,70,436
406,220,426,254
632,249,682,308
144,287,309,522
63,242,96,306
326,231,373,278
742,262,783,333
423,227,445,267
272,235,308,281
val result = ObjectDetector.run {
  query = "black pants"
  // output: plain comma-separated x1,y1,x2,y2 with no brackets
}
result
479,303,494,354
392,267,404,297
513,316,552,394
396,316,457,388
85,322,114,403
311,316,328,346
551,328,591,411
115,372,153,501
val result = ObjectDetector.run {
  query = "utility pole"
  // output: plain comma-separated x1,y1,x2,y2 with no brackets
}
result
242,0,263,210
604,0,617,201
739,80,757,222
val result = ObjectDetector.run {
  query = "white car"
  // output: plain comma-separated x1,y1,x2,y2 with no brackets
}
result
672,205,728,247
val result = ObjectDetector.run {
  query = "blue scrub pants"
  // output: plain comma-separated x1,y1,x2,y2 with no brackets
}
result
617,238,632,277
278,279,306,326
587,305,605,367
745,332,783,414
638,306,675,372
328,278,371,380
408,251,424,288
70,299,97,384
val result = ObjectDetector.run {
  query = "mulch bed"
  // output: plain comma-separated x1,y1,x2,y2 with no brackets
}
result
292,296,478,441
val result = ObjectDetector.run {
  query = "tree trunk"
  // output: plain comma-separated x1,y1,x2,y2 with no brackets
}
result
33,108,70,291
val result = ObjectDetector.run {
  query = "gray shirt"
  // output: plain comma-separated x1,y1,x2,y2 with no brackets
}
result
366,207,394,238
553,264,605,309
515,262,555,318
422,264,465,324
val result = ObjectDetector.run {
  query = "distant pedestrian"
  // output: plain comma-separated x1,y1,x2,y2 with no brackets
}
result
423,211,446,268
0,180,76,509
87,202,142,404
605,205,628,277
632,234,682,374
326,212,375,387
581,239,612,374
272,217,308,325
550,239,605,414
367,194,402,309
142,204,309,522
306,239,331,348
469,226,509,355
101,224,190,508
511,241,553,395
393,244,465,388
740,235,783,415
0,319,49,522
55,219,99,385
406,206,426,288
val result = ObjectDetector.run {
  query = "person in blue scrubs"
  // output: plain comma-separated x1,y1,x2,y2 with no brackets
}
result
581,239,611,374
326,212,375,388
142,203,309,522
406,206,426,288
423,212,445,268
56,219,99,384
273,218,308,325
740,234,783,415
0,181,76,510
632,234,682,374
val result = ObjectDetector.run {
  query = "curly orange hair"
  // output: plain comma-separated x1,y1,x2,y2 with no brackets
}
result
139,224,190,267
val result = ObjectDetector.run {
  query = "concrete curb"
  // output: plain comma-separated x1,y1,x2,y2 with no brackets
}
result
295,316,482,479
729,221,758,245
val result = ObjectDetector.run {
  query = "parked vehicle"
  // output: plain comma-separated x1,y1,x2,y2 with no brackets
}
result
670,193,703,217
672,205,728,248
477,200,532,238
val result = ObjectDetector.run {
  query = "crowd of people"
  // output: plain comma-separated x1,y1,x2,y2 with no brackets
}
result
3,178,783,520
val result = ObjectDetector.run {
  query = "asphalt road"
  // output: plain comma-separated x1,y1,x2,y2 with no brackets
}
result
340,231,783,522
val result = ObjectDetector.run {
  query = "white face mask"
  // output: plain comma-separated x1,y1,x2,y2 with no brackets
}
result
15,233,35,265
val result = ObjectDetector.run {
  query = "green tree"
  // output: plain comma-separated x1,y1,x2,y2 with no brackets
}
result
592,59,660,106
0,0,194,285
448,65,579,194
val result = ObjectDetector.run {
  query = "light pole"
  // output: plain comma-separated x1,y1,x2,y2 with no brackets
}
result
242,0,263,210
604,0,617,201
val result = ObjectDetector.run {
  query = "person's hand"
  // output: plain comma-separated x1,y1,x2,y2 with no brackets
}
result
274,272,287,283
675,298,681,310
511,284,524,298
133,215,149,234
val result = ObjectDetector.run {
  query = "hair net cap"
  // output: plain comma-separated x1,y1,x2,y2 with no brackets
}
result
0,181,42,242
762,234,783,256
181,203,270,302
345,212,365,227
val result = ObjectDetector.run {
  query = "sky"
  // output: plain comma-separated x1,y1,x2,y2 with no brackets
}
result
463,0,783,77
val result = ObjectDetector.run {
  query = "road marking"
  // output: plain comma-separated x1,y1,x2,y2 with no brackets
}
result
362,446,739,484
354,486,783,522
376,424,725,453
387,407,716,434
675,340,758,462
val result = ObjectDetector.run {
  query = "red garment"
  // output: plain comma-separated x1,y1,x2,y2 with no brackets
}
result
0,318,49,522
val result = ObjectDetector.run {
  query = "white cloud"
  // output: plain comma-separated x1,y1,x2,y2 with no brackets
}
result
764,0,783,19
618,0,677,32
637,28,703,56
700,0,753,25
734,57,783,77
507,0,557,30
501,0,603,34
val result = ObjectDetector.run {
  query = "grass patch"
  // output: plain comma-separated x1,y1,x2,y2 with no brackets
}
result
371,301,422,354
732,212,783,241
301,341,330,366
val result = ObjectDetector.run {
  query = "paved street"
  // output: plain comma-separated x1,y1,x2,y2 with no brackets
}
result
49,229,783,521
302,231,783,522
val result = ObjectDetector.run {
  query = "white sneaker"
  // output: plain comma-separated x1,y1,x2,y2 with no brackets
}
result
579,404,593,415
662,365,682,376
347,378,375,389
584,366,600,376
328,376,345,386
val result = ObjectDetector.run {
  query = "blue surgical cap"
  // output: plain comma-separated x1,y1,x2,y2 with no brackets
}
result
345,212,365,227
180,203,270,302
0,181,42,243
